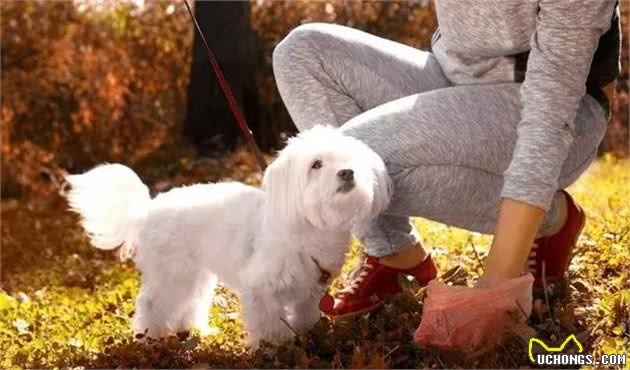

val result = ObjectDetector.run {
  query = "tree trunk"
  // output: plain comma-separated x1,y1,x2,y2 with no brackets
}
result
184,1,260,155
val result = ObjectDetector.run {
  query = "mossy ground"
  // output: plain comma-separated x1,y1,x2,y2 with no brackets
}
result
1,154,629,369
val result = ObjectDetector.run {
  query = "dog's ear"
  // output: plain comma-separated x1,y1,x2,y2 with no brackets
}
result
262,146,306,226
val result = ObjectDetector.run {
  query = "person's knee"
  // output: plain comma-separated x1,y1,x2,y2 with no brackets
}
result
272,23,334,71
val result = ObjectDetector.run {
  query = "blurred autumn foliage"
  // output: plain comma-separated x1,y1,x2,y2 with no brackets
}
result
1,0,628,197
1,3,629,368
1,1,193,197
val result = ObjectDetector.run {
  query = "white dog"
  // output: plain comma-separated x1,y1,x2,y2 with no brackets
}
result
65,125,391,346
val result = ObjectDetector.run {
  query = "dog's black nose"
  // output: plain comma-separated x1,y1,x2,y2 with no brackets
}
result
337,169,354,181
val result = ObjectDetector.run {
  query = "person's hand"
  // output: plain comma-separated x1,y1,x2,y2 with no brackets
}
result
414,274,534,352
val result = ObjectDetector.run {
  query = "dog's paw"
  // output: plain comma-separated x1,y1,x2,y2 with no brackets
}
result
289,318,320,334
286,297,322,334
245,334,263,351
288,309,321,334
246,321,294,349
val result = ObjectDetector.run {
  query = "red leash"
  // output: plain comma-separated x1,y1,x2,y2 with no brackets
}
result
183,0,267,172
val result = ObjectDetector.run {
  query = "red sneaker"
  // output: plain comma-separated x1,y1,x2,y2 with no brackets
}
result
319,254,437,318
528,190,585,287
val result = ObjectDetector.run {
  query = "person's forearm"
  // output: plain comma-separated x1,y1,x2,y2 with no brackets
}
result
483,198,545,282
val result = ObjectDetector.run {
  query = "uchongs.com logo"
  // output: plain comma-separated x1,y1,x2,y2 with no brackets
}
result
528,334,627,366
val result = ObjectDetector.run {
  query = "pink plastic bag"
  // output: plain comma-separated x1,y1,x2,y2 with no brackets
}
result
414,274,534,351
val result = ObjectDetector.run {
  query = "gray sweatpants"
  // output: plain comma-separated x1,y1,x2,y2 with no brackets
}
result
272,24,608,257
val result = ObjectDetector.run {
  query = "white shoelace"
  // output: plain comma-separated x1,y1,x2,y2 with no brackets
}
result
527,242,539,273
340,262,374,295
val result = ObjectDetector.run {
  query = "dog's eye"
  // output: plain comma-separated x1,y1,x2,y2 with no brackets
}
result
311,159,323,170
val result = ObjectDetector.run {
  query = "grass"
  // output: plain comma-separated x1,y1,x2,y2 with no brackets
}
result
1,154,629,369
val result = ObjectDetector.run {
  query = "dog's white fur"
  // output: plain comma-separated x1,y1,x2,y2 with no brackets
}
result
65,125,391,346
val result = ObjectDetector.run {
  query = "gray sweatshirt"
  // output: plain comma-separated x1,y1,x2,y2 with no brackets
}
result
432,0,618,209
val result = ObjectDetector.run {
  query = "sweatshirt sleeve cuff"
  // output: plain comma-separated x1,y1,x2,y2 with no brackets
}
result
500,175,556,212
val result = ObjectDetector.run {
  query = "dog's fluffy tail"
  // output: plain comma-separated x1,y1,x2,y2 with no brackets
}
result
65,164,150,259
